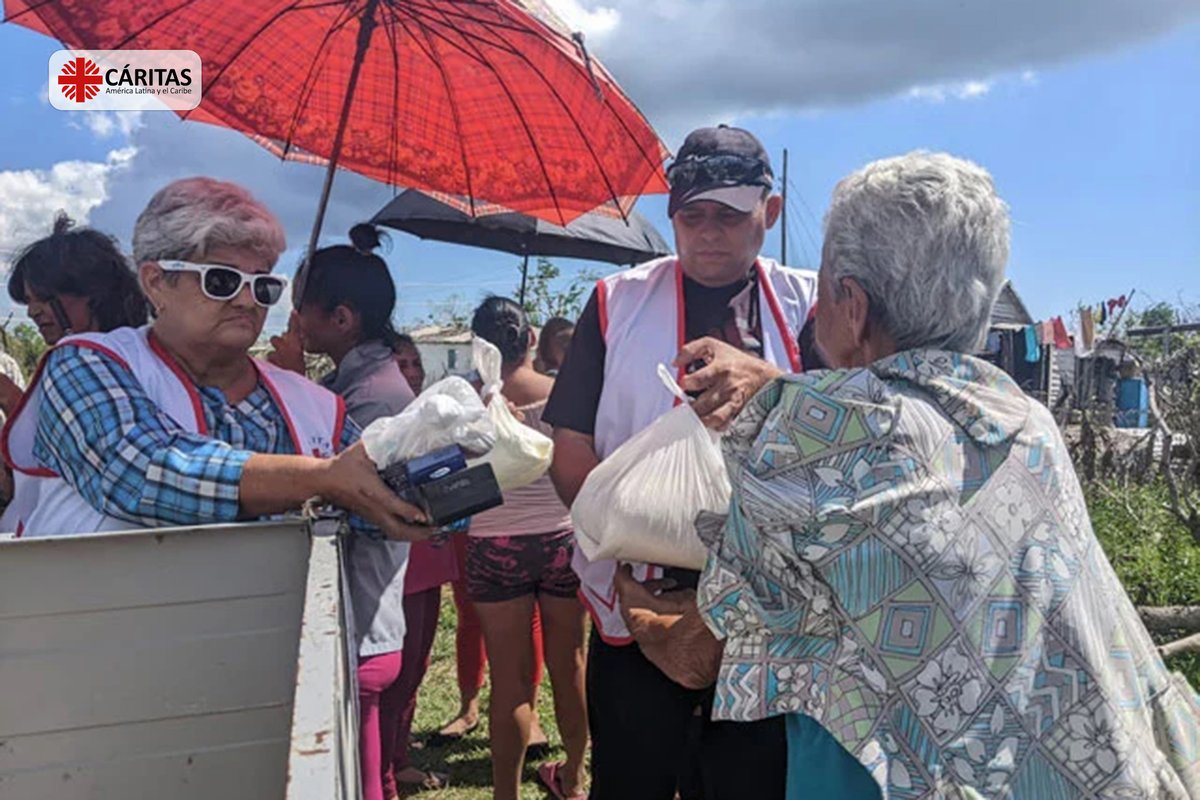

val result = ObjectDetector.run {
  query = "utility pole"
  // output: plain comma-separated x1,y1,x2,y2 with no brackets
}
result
780,148,789,264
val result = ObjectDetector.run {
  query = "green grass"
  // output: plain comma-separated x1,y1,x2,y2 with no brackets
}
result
400,592,570,799
1089,480,1200,688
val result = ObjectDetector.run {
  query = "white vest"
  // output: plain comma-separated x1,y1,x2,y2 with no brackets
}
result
1,326,344,538
577,256,818,643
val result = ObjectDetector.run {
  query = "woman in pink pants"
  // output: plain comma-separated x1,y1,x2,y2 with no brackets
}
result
281,226,418,800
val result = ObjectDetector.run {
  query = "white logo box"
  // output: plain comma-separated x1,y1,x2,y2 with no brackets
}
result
49,49,203,112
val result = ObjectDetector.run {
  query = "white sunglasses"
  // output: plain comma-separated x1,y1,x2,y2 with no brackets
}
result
159,260,289,307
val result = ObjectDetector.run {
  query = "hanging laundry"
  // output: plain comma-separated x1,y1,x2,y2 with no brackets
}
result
1080,307,1096,350
1117,294,1128,309
1098,302,1107,325
1041,319,1056,346
986,331,1003,354
1108,298,1119,316
1052,316,1072,350
1074,313,1093,358
1023,325,1041,362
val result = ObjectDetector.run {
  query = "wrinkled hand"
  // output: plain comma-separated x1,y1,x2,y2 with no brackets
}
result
614,564,722,690
614,564,690,644
323,443,434,542
674,337,783,431
268,312,306,375
0,374,23,417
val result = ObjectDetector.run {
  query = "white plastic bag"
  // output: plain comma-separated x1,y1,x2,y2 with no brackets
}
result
361,376,495,469
470,337,554,491
571,365,731,570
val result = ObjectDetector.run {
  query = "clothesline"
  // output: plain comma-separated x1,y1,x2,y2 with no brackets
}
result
1011,289,1136,363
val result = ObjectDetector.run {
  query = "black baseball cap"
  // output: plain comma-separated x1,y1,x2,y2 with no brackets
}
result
667,125,775,217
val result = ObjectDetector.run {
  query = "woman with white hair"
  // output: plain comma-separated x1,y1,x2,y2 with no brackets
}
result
614,153,1200,797
3,176,429,545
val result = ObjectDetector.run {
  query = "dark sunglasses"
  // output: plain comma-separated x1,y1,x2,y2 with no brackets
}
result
159,261,288,307
666,154,773,191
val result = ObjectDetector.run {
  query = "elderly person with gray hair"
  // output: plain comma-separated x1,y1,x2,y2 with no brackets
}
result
4,176,430,545
614,153,1200,798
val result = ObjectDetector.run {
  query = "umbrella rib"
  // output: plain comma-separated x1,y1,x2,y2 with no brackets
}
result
395,4,566,225
392,12,479,217
405,2,630,220
378,7,404,190
277,2,363,157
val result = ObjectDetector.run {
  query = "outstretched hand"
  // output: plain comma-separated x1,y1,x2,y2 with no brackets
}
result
674,337,782,431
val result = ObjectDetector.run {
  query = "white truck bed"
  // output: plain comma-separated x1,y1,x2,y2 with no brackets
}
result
0,520,359,800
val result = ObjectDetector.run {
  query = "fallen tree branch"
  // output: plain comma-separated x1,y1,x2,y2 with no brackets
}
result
1159,632,1200,660
1138,606,1200,634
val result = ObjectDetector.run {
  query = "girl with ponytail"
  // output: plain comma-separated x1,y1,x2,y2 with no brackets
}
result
466,296,590,800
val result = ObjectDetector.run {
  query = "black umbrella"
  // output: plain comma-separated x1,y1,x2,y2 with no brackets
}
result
371,190,671,303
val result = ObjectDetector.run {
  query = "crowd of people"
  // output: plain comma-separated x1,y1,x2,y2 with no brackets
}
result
2,124,1199,800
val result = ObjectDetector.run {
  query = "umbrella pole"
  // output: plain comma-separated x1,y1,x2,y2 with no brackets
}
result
299,0,380,301
519,253,529,308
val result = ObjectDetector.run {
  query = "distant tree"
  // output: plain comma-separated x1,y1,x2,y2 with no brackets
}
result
0,320,48,378
516,257,597,327
1126,301,1199,360
422,293,472,329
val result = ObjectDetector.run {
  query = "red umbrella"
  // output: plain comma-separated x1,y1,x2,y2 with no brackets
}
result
5,0,669,253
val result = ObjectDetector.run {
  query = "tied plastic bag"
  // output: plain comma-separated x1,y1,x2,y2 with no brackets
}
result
571,364,731,570
361,376,495,469
469,337,554,491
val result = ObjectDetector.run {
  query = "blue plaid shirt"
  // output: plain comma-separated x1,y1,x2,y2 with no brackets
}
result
33,344,363,529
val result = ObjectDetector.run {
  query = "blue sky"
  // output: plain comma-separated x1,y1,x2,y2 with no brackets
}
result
0,3,1196,333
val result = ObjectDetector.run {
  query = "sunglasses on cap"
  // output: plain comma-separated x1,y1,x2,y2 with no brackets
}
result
158,261,289,307
666,153,773,191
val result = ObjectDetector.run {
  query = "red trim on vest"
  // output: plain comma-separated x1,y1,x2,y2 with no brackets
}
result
2,340,133,477
332,395,347,453
758,261,803,372
596,279,609,341
673,261,687,407
14,520,23,538
577,586,634,647
254,364,306,456
147,332,209,436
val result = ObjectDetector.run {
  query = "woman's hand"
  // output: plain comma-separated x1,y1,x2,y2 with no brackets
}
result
321,443,434,542
674,337,783,431
614,564,723,689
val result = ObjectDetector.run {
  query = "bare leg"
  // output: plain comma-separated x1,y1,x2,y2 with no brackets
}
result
538,593,589,796
475,595,538,800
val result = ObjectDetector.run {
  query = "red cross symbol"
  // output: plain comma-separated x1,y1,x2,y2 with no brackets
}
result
58,57,103,103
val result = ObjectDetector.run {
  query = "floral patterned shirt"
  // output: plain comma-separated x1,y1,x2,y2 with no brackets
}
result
698,350,1200,799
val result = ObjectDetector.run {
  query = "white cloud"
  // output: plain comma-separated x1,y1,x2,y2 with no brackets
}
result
0,147,137,262
908,79,993,103
76,111,145,140
546,0,621,37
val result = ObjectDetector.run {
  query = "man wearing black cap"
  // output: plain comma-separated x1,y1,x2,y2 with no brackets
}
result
543,126,818,799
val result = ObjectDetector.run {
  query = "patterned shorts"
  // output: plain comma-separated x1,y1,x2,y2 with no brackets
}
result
465,529,580,603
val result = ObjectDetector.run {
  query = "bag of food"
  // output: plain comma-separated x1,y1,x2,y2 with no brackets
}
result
469,337,554,491
361,376,495,469
571,365,730,570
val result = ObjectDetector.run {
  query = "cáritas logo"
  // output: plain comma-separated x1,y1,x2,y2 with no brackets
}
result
49,50,202,112
57,56,103,103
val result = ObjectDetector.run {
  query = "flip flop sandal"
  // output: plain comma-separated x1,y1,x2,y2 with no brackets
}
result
537,761,586,800
395,769,450,794
426,720,478,746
